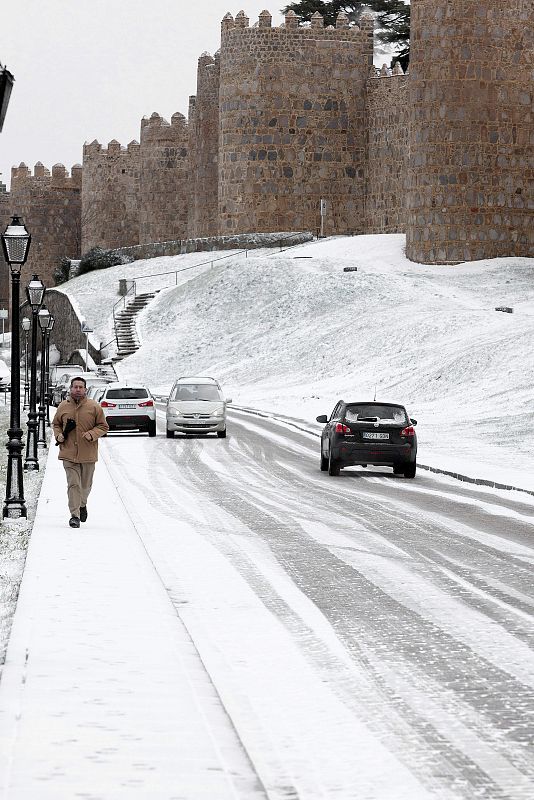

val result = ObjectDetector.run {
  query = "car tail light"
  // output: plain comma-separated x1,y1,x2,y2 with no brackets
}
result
138,400,154,407
400,425,415,438
101,400,116,408
335,422,351,435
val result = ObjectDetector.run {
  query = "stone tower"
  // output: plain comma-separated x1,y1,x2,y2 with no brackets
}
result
139,112,189,244
10,162,82,287
82,139,140,253
406,0,534,263
188,52,220,239
218,9,374,236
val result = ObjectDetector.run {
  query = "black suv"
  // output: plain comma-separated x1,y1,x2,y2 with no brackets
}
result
316,401,417,478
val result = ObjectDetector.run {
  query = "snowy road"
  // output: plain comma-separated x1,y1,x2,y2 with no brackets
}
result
100,407,534,800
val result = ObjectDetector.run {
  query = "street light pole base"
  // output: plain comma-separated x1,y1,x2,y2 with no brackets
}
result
3,502,27,519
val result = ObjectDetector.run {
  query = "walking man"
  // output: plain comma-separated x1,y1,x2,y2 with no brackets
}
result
52,376,109,528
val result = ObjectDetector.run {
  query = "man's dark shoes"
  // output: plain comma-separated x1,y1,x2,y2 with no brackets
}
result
69,516,80,528
80,506,88,523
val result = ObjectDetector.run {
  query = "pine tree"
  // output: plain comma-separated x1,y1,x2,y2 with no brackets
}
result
281,1,410,68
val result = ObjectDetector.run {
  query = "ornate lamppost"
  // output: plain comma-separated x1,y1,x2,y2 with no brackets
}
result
44,313,54,425
22,316,30,409
37,306,50,448
0,63,14,133
24,275,45,470
1,216,31,518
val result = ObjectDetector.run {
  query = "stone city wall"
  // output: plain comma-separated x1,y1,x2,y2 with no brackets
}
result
10,162,82,289
218,9,374,236
82,140,140,253
365,65,409,233
139,112,190,244
10,5,534,272
406,0,534,263
188,53,220,239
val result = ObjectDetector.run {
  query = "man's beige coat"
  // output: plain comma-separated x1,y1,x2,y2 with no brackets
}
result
52,397,109,463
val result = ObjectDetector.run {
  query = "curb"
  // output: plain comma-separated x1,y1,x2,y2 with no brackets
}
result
230,405,534,498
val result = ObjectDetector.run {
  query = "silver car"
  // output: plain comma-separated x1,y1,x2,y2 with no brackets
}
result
166,376,231,438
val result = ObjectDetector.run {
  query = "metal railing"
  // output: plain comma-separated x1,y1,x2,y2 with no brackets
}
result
128,232,314,293
104,231,315,360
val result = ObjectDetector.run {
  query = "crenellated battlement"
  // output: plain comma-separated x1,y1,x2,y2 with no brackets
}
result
140,111,188,143
83,139,139,159
138,109,190,245
221,8,373,38
15,1,529,271
11,161,82,188
369,62,406,79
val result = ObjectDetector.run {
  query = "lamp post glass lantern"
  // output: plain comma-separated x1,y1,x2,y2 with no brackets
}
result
24,274,45,471
37,307,50,447
22,316,31,409
1,216,31,518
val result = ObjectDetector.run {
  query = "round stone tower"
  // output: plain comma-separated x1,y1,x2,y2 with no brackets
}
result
188,53,220,239
139,112,189,244
406,0,534,263
218,9,374,236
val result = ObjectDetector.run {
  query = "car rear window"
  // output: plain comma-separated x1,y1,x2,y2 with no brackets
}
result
172,384,220,401
105,388,149,400
345,405,408,424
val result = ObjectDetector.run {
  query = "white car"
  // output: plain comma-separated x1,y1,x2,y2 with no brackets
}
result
166,376,231,438
0,359,9,391
100,382,156,436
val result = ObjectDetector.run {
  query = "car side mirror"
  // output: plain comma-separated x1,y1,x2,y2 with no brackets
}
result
316,414,328,423
410,419,417,426
226,398,232,404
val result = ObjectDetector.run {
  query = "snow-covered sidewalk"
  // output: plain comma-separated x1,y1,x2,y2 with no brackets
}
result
0,446,264,800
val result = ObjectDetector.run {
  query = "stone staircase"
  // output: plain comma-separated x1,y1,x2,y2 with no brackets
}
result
111,292,158,362
95,362,118,381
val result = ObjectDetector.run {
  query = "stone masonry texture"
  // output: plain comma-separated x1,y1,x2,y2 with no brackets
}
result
218,10,374,236
139,112,189,244
82,140,140,253
365,68,409,233
3,2,533,298
10,162,82,289
188,53,220,239
406,0,534,263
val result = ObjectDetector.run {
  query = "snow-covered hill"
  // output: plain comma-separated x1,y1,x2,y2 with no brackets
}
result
58,234,534,492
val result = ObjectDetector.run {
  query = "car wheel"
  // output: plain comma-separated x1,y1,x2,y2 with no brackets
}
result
148,420,157,437
166,428,174,439
328,450,340,476
404,462,416,479
320,445,328,471
217,428,227,438
393,463,404,475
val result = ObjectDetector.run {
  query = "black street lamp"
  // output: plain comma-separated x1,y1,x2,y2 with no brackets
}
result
37,306,50,448
22,316,30,410
0,63,14,133
24,275,45,471
1,216,31,518
44,314,54,425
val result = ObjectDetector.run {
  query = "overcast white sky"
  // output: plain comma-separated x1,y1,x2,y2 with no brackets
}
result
0,1,285,189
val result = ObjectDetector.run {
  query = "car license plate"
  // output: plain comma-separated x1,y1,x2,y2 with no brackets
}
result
119,404,136,409
362,432,389,440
